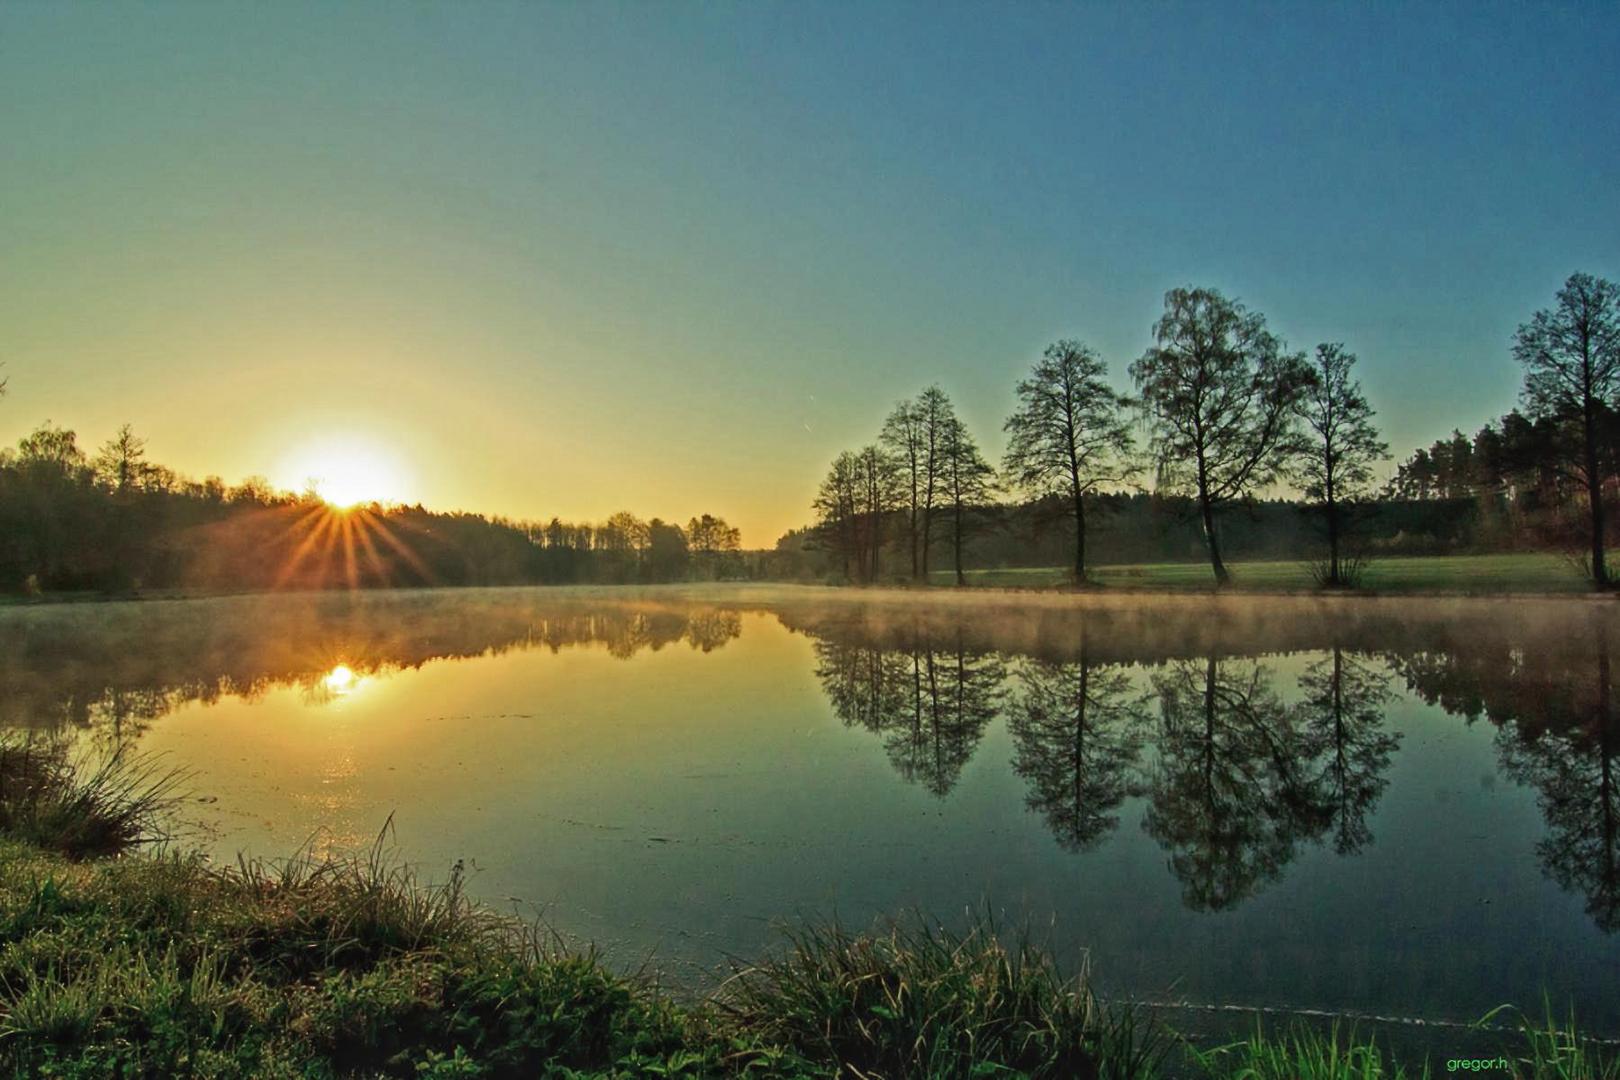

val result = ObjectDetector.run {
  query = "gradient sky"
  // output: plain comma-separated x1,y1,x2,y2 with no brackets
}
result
3,2,1617,545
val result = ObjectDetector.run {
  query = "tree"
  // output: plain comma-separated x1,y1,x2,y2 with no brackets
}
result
686,513,742,580
855,444,902,582
645,518,689,582
939,416,996,585
1513,272,1620,586
914,386,955,580
813,451,862,580
880,400,927,580
1002,340,1136,582
94,424,150,495
1131,287,1312,584
1291,344,1389,586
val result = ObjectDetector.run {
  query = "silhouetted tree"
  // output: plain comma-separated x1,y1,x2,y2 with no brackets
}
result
915,386,956,579
1291,345,1389,586
1008,653,1146,852
881,399,928,580
93,424,150,495
686,513,742,580
939,415,996,585
645,518,689,582
857,444,903,581
1513,272,1620,585
813,451,863,580
1131,288,1312,584
1002,340,1136,583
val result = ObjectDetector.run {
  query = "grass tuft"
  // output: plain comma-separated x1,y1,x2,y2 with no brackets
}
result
717,912,1166,1079
0,738,185,859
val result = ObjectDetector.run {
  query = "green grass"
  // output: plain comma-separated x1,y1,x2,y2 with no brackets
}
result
0,740,185,860
1,744,1615,1077
928,553,1600,594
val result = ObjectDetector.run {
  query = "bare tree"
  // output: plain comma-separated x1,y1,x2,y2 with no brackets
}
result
1130,287,1312,584
1291,345,1388,587
1002,340,1136,583
939,415,996,585
855,443,902,581
880,400,926,579
915,385,954,580
1513,272,1620,586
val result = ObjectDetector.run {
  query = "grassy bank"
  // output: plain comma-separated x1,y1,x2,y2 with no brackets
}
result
0,745,1614,1078
928,553,1601,594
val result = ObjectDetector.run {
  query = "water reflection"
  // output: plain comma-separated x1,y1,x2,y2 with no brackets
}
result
1295,648,1399,856
0,591,744,738
0,588,1617,941
1007,652,1146,852
814,625,1004,796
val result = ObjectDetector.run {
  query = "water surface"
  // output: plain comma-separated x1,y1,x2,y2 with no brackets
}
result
3,585,1614,1035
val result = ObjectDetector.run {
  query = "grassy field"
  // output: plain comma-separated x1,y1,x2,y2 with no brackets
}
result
928,553,1601,594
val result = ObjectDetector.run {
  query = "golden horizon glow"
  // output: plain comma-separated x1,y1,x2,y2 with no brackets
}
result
277,436,409,510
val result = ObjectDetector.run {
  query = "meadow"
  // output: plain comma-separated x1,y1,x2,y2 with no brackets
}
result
927,553,1598,594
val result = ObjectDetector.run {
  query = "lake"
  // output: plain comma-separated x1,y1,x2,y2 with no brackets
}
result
2,585,1615,1040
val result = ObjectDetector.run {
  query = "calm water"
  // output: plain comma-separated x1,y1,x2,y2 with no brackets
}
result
2,585,1615,1035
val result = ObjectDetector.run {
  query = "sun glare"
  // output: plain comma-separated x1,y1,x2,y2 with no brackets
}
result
278,437,408,509
323,663,359,695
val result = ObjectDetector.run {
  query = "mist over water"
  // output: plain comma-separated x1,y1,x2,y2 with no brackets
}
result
2,585,1615,1034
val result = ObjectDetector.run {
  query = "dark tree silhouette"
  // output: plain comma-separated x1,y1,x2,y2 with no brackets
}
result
914,386,957,580
1513,272,1620,586
939,414,996,586
1002,341,1136,583
1291,345,1388,587
880,398,928,580
1130,288,1312,584
1294,648,1399,854
1008,653,1146,852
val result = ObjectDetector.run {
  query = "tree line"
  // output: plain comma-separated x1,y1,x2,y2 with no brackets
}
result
805,273,1619,587
0,417,746,593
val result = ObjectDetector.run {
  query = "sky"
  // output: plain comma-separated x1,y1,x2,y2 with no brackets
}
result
2,2,1617,546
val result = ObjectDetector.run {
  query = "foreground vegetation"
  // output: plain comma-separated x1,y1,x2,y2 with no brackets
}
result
0,743,1614,1078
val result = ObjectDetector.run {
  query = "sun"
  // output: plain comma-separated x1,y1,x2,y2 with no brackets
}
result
278,435,408,509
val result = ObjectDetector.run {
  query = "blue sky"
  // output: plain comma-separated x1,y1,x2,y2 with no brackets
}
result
2,2,1616,542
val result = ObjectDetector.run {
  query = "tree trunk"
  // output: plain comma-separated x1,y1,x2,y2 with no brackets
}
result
1193,444,1229,585
1326,495,1340,587
1586,398,1608,586
920,507,932,581
1198,482,1229,585
953,500,965,586
1072,486,1088,584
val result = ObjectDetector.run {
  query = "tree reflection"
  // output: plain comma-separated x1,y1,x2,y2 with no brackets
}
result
813,627,1004,796
1008,652,1146,852
1294,648,1399,855
1143,658,1322,911
0,594,743,738
1498,632,1620,932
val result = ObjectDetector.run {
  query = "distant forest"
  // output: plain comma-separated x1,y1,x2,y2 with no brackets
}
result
0,421,747,593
